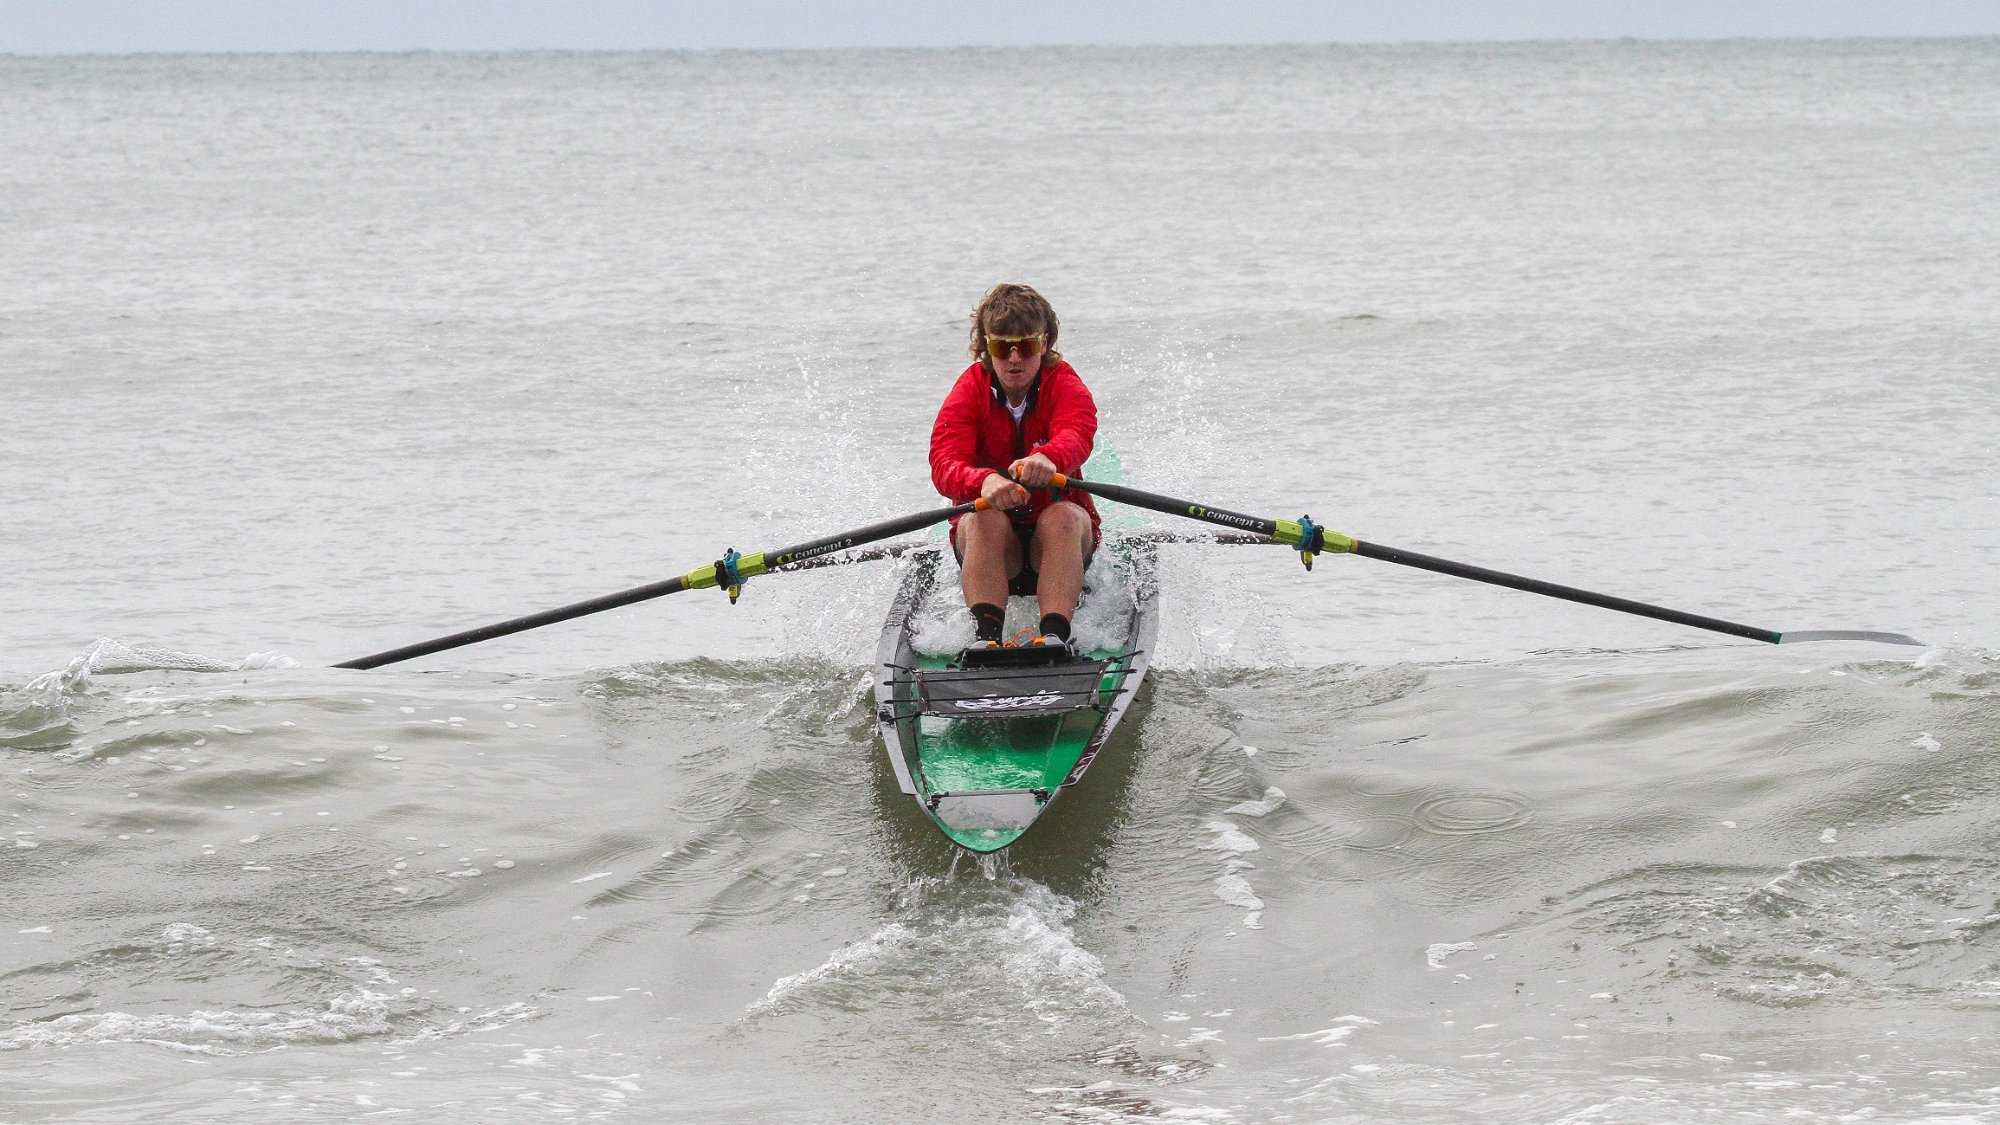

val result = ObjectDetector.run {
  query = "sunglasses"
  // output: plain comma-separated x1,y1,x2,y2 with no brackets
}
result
985,333,1046,360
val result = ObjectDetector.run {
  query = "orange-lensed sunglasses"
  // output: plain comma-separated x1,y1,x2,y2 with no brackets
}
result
985,334,1046,360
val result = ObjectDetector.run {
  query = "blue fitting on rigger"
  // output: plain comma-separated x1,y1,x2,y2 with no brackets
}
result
716,547,745,603
1296,515,1321,570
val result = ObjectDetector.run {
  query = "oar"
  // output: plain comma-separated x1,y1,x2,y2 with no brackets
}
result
1049,475,1922,647
334,500,986,670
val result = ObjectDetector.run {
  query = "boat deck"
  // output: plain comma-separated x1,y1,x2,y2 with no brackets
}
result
909,650,1131,798
874,540,1158,853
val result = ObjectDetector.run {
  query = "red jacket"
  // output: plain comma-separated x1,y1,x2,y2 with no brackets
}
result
930,359,1101,537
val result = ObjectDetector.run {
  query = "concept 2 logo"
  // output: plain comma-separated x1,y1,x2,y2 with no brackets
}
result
1187,505,1261,531
774,537,857,565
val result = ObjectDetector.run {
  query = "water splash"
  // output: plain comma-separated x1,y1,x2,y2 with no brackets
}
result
744,876,1131,1036
1,639,296,752
0,989,397,1056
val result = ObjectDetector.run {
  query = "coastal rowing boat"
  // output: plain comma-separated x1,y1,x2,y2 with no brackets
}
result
872,540,1158,853
335,482,1921,854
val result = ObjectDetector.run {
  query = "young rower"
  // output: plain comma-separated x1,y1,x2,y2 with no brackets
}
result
929,283,1101,651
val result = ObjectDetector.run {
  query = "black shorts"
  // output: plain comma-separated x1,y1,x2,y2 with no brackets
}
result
953,516,1096,598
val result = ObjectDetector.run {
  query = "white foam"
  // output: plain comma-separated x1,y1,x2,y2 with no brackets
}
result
1198,820,1259,853
1065,555,1136,654
580,1073,642,1093
0,990,393,1056
1260,1015,1378,1046
747,923,913,1015
908,551,1136,657
1000,884,1129,1024
1214,875,1264,911
748,879,1127,1030
160,923,214,947
25,640,290,694
1912,732,1942,752
1426,942,1477,969
1225,787,1287,817
391,1001,537,1045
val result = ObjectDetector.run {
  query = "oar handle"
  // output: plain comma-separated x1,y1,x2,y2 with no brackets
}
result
1048,473,1267,531
1047,474,1349,553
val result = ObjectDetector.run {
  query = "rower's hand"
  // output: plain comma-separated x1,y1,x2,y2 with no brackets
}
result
981,472,1030,510
1008,452,1058,490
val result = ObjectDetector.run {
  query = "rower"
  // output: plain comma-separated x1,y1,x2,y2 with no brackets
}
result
928,283,1101,654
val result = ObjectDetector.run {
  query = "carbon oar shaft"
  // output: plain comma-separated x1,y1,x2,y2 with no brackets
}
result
335,499,984,670
1049,474,1920,646
1348,540,1778,642
1049,477,1356,561
1049,477,1297,540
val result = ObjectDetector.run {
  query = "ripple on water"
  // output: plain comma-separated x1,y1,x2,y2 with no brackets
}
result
0,920,430,1055
1523,855,2000,1011
1411,791,1535,836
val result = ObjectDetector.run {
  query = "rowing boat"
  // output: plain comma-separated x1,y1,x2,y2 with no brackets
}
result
872,539,1158,853
335,483,1923,853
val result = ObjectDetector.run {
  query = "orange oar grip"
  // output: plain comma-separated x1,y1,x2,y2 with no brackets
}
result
1049,473,1070,488
972,497,991,511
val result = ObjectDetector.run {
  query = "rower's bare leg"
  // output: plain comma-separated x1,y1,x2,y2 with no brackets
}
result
1028,501,1094,622
958,507,1025,610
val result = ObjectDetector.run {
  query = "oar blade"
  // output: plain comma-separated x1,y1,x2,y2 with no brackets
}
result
1775,629,1927,646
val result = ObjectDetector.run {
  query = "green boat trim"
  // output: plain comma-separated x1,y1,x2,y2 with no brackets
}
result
873,540,1159,853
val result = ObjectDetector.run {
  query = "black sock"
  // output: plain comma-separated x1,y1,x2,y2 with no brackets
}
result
1038,613,1071,642
972,603,1006,642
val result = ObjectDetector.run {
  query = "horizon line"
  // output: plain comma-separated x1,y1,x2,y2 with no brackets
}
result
6,30,1997,60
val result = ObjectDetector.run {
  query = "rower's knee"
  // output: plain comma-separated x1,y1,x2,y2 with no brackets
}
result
959,507,1011,545
958,508,1023,572
1036,502,1093,558
1040,498,1088,540
1042,501,1088,532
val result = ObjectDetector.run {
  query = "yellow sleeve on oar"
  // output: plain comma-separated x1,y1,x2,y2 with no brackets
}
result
685,497,993,602
1273,518,1356,556
681,552,770,594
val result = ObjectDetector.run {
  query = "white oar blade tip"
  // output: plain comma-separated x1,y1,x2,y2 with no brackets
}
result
1776,630,1926,646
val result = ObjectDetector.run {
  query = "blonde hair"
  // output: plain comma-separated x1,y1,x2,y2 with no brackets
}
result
967,283,1063,371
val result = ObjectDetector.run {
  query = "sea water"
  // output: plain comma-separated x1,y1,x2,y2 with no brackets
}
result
3,40,1997,1121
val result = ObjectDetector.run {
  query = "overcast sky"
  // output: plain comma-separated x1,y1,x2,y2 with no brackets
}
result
4,0,1999,54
